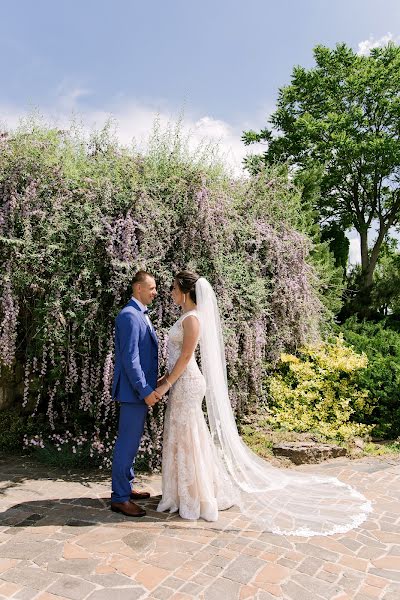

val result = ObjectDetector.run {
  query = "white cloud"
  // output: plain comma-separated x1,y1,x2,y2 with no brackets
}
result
346,226,400,268
347,233,361,266
57,86,92,111
357,32,399,55
0,93,266,177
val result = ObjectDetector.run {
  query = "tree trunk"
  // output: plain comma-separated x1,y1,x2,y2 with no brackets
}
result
359,228,369,274
362,227,386,288
352,225,387,319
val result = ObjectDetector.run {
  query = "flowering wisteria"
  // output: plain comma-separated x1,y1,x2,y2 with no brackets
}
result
0,122,337,469
0,265,19,368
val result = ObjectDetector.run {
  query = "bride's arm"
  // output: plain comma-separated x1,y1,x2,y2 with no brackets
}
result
156,316,200,396
157,373,168,386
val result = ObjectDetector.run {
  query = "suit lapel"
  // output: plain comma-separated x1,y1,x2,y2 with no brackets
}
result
128,299,158,346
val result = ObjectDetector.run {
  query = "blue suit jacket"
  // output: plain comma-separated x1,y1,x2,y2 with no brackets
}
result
112,299,158,404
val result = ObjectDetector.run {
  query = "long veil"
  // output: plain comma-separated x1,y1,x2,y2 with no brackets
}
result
195,277,372,536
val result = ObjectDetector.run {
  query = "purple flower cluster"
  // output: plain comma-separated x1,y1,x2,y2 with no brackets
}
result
0,265,19,367
0,124,328,470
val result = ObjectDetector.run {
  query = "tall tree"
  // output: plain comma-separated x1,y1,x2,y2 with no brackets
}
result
243,43,400,313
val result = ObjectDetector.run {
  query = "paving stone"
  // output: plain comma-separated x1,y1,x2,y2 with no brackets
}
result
203,577,241,600
87,589,147,600
373,555,400,569
210,554,232,567
46,575,96,600
87,572,140,587
0,541,53,560
47,559,99,577
123,531,157,552
257,533,292,549
340,538,363,552
13,587,39,600
369,568,400,582
293,573,342,597
152,587,174,600
162,576,184,590
316,570,338,584
338,570,365,592
387,543,400,554
294,542,339,562
201,564,223,577
33,543,65,566
281,580,324,600
134,565,170,590
382,584,400,600
256,593,279,600
0,581,22,597
180,581,204,595
145,552,187,570
1,565,60,590
223,555,265,584
0,454,399,600
296,556,324,576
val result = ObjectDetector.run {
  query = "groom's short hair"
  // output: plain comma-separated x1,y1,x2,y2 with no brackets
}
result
132,270,154,286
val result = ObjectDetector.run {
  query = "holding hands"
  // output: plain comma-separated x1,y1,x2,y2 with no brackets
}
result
156,373,172,399
144,374,172,407
144,390,162,407
155,380,171,398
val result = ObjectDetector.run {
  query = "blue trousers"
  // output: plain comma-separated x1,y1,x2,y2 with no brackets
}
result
111,402,148,503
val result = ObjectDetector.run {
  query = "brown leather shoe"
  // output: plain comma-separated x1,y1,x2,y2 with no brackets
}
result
111,500,146,517
130,490,151,500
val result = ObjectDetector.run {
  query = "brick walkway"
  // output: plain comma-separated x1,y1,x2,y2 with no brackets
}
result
0,454,398,600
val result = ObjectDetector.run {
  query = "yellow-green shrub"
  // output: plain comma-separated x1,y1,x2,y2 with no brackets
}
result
265,336,375,440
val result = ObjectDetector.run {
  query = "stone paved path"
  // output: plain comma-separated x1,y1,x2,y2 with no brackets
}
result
0,453,399,600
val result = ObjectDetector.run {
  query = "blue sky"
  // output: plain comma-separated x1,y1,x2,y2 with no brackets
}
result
2,1,399,129
1,0,399,260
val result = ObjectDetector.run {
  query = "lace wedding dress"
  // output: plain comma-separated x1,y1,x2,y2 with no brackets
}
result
157,310,236,521
157,279,372,535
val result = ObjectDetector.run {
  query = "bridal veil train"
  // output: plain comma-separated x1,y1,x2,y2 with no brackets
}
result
195,277,372,537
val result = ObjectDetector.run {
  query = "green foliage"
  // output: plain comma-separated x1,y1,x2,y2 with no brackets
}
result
244,42,400,304
0,408,39,451
339,317,400,437
0,118,332,468
370,239,400,317
264,337,375,440
362,442,400,456
240,425,274,459
29,440,100,469
321,222,350,272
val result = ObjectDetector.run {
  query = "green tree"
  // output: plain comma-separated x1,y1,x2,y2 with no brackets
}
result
370,238,400,317
243,43,400,314
321,221,350,273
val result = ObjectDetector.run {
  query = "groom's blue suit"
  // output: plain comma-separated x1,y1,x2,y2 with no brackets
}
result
111,298,158,503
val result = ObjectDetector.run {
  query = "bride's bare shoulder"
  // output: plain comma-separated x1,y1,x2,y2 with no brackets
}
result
181,311,200,331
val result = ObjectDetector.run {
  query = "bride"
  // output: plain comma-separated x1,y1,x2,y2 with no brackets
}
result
155,271,372,536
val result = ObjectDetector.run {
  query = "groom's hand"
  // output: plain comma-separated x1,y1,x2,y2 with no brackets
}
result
144,391,160,407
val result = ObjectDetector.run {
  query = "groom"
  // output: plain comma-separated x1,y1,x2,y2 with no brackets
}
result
111,270,160,517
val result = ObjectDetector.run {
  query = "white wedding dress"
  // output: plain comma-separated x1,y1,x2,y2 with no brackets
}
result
157,279,372,535
157,310,236,521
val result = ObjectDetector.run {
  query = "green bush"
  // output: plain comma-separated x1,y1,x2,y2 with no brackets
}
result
0,408,40,451
339,318,400,437
264,336,375,440
0,118,342,468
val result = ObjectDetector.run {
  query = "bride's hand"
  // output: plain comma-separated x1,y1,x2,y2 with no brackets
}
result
155,382,171,398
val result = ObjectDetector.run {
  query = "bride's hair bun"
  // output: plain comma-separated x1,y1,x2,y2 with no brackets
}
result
175,271,200,303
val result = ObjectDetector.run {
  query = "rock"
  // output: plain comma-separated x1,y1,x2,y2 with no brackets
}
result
272,442,347,465
353,437,365,449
